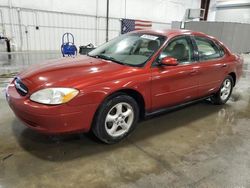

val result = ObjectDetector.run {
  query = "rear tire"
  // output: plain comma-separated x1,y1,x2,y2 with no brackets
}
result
92,93,139,144
211,75,234,105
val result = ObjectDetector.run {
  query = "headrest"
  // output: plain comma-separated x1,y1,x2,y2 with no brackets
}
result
148,40,159,51
173,43,185,54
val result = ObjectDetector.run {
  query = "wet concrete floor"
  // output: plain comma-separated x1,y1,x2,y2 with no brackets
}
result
0,52,250,187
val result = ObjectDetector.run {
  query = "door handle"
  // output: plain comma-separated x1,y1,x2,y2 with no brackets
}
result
222,64,227,68
190,69,198,75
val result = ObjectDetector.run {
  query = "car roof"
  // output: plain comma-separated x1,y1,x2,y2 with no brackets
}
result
133,29,231,53
134,29,209,38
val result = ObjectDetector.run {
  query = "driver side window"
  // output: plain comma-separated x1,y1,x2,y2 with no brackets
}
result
159,37,194,64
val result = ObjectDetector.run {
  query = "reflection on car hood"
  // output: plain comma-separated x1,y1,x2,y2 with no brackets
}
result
18,55,135,92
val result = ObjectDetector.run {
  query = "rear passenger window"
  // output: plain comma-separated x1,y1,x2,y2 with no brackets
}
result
216,43,225,57
194,37,221,61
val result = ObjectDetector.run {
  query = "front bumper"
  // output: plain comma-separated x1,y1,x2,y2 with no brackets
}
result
6,83,97,134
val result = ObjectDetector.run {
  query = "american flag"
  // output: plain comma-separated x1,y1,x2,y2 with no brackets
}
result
121,19,152,34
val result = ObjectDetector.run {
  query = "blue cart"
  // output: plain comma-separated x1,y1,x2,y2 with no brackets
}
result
61,33,77,57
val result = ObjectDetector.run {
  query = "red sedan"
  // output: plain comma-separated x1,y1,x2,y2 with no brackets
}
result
6,29,243,144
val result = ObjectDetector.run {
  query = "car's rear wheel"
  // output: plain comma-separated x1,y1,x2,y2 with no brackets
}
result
92,93,139,144
211,75,234,105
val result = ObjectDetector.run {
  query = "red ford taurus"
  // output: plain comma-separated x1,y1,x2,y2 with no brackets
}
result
6,29,243,144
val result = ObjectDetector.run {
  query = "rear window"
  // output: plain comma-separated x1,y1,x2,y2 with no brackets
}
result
194,36,222,61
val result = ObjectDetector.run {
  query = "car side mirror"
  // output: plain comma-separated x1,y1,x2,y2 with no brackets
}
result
160,57,178,66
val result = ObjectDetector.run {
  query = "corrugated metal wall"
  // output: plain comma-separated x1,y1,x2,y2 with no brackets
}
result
0,6,171,51
172,21,250,53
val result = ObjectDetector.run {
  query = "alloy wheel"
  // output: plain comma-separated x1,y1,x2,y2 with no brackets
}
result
220,78,232,101
105,102,134,137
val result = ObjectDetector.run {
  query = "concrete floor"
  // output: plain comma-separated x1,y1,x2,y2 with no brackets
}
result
0,52,250,188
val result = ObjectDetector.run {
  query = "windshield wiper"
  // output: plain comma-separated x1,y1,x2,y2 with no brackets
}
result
87,53,95,58
94,54,125,65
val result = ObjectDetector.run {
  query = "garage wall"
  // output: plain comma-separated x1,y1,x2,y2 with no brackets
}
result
215,0,250,23
172,21,250,53
0,0,201,51
216,7,250,24
207,0,250,23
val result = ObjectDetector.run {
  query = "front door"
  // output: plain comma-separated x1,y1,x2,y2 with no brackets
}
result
151,36,200,111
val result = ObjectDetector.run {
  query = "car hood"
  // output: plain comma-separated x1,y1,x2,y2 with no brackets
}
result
18,55,135,92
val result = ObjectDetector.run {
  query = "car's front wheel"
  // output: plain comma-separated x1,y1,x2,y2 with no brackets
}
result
92,93,139,144
211,75,234,105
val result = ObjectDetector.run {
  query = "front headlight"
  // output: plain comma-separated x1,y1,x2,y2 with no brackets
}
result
30,88,79,105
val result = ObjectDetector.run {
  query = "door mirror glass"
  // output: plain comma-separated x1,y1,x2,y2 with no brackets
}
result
160,56,178,66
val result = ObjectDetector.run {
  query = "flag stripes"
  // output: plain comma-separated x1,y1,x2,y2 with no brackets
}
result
121,19,152,34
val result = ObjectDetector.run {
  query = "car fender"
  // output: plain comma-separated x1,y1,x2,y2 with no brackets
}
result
68,74,151,111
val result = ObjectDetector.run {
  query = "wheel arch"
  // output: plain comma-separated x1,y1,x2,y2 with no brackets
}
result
93,88,146,123
117,89,145,119
228,72,236,86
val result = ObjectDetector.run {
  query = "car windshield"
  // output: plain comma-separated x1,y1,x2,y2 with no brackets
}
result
88,33,166,67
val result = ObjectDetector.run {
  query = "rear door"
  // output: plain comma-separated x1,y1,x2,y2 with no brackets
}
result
192,36,226,97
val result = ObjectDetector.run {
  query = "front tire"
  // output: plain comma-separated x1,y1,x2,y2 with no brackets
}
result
92,93,139,144
211,75,234,105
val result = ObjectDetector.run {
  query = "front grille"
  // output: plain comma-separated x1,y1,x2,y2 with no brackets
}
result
14,77,29,96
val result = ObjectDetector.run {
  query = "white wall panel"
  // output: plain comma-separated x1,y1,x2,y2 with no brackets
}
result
152,22,172,30
215,7,250,23
0,0,200,51
207,0,250,23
